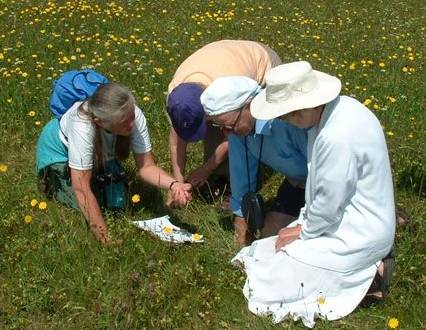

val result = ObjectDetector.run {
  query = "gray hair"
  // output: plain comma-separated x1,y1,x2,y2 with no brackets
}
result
87,82,135,127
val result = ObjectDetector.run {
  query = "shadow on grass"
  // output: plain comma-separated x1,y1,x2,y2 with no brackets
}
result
396,163,425,199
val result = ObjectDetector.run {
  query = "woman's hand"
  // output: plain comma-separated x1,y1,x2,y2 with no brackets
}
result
169,182,193,207
275,225,302,252
187,165,213,188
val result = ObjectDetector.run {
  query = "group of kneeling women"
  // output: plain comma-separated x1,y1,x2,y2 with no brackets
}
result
36,40,396,327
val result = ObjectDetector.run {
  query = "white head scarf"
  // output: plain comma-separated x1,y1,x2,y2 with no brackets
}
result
201,76,262,116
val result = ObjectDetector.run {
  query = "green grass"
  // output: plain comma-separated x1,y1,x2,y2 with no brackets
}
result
0,0,425,329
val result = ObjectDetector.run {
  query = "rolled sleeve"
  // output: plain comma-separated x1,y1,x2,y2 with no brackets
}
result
131,106,152,154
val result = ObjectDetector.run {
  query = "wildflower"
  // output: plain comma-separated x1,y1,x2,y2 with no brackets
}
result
163,226,174,235
30,199,38,207
349,62,356,70
28,111,36,117
7,98,12,103
142,96,151,102
38,201,47,210
24,215,33,224
192,233,203,242
373,104,380,110
406,47,412,52
402,67,408,73
379,62,385,68
131,194,141,203
0,164,7,172
363,98,372,106
387,131,394,137
317,295,326,305
35,121,41,126
154,67,164,75
388,317,399,329
388,97,396,103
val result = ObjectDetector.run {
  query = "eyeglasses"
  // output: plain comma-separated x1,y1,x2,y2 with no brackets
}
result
211,109,243,132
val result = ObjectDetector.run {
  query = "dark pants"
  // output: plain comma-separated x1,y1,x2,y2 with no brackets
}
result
270,179,305,218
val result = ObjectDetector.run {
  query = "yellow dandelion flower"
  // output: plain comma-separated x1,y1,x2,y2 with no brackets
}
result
154,67,164,75
387,131,394,137
28,111,36,117
38,201,47,210
373,104,380,110
0,164,8,172
388,97,396,103
363,98,372,106
406,47,412,52
349,62,356,70
30,199,38,207
7,98,12,103
379,62,385,68
24,215,33,224
0,53,4,60
142,96,151,102
388,317,399,329
317,295,326,305
192,233,203,242
35,121,41,126
131,194,141,203
408,133,413,139
402,67,408,73
163,226,173,235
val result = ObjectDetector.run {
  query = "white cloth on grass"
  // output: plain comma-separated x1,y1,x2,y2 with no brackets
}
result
134,215,204,243
232,96,395,327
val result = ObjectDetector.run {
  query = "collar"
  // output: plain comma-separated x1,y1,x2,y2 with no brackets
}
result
254,119,273,136
318,96,340,130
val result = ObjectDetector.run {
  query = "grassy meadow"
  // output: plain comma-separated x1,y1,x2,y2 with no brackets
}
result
0,0,425,329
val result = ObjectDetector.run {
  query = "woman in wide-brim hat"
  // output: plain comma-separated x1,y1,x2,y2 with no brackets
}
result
232,61,395,327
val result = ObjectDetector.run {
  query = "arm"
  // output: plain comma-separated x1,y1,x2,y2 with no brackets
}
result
228,134,259,219
169,126,188,182
187,139,229,187
70,168,110,244
300,135,357,240
134,151,192,206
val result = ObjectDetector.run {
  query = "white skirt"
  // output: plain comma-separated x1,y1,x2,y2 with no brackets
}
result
231,236,379,328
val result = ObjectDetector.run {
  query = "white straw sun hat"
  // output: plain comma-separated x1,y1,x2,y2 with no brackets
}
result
250,61,341,120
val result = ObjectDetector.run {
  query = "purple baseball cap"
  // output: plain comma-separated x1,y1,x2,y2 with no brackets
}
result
167,83,206,142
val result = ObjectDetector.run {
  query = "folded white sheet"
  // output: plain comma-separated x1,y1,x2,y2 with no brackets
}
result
134,215,204,243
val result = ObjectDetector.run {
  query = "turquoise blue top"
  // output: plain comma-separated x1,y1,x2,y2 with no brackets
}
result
228,119,308,216
35,118,68,174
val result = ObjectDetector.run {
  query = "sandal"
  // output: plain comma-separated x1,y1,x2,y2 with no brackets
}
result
396,206,411,227
379,247,395,299
365,247,395,301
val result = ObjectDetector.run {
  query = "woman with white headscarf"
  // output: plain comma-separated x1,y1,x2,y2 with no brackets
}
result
232,61,395,327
